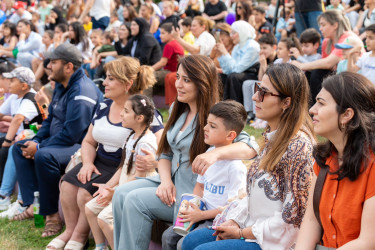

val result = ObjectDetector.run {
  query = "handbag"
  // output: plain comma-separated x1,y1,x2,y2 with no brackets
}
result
65,148,82,173
313,167,336,250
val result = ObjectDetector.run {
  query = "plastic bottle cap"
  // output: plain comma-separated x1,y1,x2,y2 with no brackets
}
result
34,191,39,196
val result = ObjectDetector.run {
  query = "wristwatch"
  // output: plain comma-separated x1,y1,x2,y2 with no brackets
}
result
42,103,48,109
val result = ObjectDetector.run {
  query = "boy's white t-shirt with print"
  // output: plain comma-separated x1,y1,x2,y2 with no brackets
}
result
197,147,247,210
0,92,38,135
356,51,375,85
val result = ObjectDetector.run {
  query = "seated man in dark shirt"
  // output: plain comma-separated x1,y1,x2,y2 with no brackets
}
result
253,6,273,40
203,0,228,23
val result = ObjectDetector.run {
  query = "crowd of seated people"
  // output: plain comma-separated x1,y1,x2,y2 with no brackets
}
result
0,0,374,250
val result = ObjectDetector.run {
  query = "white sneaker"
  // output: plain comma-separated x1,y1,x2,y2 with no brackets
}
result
0,196,11,210
0,201,26,219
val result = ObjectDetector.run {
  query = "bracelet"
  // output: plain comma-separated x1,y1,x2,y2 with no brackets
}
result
239,228,244,240
4,138,13,143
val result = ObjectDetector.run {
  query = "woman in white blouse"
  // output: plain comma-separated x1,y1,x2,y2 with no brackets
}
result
182,63,315,250
172,16,215,57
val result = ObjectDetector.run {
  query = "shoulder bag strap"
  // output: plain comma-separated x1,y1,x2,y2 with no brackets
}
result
313,166,329,235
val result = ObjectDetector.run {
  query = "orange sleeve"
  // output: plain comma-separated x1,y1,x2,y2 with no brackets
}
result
365,159,375,201
313,161,321,176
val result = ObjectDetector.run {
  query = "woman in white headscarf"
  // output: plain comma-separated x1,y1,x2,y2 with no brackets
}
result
215,20,260,104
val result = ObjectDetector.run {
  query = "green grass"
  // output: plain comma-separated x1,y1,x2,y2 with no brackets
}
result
0,110,265,249
0,217,57,249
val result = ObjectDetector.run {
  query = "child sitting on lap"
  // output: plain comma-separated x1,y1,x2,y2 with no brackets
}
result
162,100,247,250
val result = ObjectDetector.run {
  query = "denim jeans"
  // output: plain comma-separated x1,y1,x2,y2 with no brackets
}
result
92,16,110,31
181,228,262,250
295,11,322,37
0,145,22,201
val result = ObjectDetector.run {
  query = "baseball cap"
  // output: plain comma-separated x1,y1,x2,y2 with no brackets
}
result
13,1,27,10
3,67,35,86
335,36,363,50
46,43,83,66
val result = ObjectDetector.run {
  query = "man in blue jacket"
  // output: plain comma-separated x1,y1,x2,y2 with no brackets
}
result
12,43,103,237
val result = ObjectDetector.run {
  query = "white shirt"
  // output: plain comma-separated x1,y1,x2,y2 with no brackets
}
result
197,147,247,210
356,51,375,85
90,0,111,19
195,31,216,57
0,91,38,135
119,132,158,185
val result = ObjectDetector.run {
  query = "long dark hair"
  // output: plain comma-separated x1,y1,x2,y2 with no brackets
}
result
314,72,375,181
69,21,90,52
236,0,252,22
156,55,221,164
3,21,17,37
119,94,155,175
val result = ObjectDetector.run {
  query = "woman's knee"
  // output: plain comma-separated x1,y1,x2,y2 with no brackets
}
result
77,188,92,209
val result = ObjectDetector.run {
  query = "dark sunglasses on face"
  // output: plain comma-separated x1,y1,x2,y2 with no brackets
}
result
237,5,242,9
254,82,285,102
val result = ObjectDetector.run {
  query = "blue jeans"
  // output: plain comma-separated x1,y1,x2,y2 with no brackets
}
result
13,140,81,215
295,11,322,37
181,228,262,250
92,16,110,31
0,145,22,201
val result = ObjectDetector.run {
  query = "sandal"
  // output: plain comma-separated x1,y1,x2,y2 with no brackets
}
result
64,240,86,250
42,220,63,238
13,208,33,221
46,238,67,250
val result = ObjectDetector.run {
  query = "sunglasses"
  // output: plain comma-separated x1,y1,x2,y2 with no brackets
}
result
237,6,242,9
254,82,285,102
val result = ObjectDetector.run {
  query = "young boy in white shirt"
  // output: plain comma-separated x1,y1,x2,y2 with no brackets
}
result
162,100,248,250
348,24,375,85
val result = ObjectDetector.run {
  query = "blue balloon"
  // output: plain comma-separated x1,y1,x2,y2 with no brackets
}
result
225,13,236,25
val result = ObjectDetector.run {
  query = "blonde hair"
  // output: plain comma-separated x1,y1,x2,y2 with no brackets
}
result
103,57,156,94
318,10,351,54
193,16,214,32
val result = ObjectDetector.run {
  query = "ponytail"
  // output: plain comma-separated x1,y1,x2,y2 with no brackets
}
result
130,65,156,94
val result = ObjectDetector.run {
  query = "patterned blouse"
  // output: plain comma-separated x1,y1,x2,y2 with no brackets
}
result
226,128,314,250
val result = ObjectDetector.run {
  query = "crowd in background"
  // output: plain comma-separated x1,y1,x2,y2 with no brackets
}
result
0,0,374,249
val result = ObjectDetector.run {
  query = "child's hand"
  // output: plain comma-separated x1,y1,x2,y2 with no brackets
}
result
92,183,108,197
259,54,267,67
289,47,301,59
96,187,115,206
179,202,203,230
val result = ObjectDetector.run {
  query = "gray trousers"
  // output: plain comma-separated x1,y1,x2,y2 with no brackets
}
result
162,220,213,250
242,80,257,113
112,178,174,250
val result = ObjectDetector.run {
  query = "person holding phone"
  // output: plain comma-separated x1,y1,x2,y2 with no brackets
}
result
46,57,164,250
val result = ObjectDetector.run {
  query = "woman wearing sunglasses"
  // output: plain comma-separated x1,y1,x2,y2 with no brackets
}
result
182,63,315,250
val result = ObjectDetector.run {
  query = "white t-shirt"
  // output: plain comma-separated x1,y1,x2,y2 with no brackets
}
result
90,0,111,20
119,132,158,185
195,31,216,57
0,91,38,135
356,52,375,85
197,147,247,210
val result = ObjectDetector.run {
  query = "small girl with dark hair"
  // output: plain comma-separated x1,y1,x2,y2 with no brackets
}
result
274,36,302,64
0,22,18,52
85,94,158,250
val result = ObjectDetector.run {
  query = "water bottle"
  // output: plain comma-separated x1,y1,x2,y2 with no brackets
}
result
33,191,44,228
